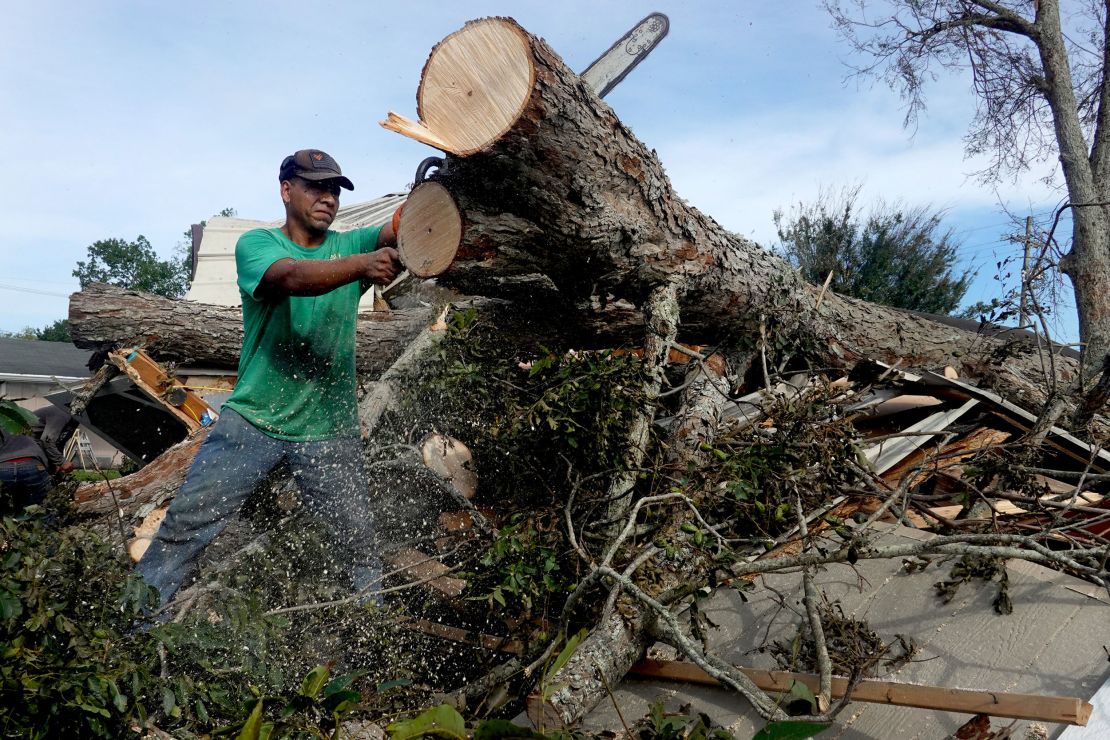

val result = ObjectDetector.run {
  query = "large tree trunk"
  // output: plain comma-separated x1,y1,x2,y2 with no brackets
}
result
69,283,438,376
75,427,209,516
375,16,1102,727
1035,0,1110,390
384,18,1079,393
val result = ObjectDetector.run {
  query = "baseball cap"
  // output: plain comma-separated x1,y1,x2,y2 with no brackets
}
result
279,149,355,190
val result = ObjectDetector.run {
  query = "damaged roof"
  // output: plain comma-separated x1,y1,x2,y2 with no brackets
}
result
581,520,1110,738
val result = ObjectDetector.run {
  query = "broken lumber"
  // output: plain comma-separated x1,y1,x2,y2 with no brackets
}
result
107,348,217,433
384,546,467,599
627,659,1093,726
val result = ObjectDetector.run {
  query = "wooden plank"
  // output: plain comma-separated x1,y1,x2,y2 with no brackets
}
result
915,370,1110,471
405,618,523,655
384,547,466,599
627,659,1093,726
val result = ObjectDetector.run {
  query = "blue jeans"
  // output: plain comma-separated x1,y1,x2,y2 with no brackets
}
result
137,409,379,606
0,459,52,510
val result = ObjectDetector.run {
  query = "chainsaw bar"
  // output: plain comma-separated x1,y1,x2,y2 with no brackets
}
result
580,12,670,98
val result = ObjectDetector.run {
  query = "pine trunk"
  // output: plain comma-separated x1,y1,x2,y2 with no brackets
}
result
385,17,1078,390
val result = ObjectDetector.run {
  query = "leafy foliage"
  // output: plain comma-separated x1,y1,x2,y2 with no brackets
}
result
0,319,71,342
0,515,159,737
774,186,973,315
624,700,743,740
412,308,649,502
751,720,830,740
0,400,38,436
682,381,865,544
36,318,72,342
475,516,571,619
73,235,190,298
219,664,364,738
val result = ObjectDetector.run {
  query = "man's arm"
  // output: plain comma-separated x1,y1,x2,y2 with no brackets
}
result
258,247,401,298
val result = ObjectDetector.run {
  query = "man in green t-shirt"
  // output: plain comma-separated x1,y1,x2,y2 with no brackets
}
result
138,149,403,607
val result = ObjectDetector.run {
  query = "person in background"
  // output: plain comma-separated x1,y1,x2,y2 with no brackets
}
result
0,405,79,511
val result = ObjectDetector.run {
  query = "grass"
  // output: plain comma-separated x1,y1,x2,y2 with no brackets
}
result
70,469,121,481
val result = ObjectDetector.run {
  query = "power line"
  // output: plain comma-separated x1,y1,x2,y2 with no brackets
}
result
0,282,71,298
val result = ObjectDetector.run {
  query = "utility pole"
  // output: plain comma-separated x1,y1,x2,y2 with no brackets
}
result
1019,215,1033,329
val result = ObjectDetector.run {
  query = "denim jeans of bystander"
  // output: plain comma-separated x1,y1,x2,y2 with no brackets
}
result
0,459,53,511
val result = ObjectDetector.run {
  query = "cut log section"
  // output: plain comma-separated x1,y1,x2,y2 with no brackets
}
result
128,538,152,563
70,283,438,376
75,427,209,515
397,181,462,277
384,19,534,154
128,506,169,561
421,433,477,500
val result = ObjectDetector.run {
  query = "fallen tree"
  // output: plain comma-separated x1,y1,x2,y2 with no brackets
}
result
70,282,438,376
383,19,1078,395
56,15,1110,738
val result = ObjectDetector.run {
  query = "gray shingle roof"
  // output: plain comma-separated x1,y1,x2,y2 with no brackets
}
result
0,338,91,378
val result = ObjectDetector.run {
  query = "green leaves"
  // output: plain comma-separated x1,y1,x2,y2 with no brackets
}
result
234,699,265,740
0,515,157,737
0,400,38,436
774,186,972,315
752,720,831,740
73,235,189,298
387,708,553,740
299,665,330,699
388,704,467,740
472,719,550,740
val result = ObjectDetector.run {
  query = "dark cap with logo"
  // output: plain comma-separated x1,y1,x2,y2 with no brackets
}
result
279,149,354,190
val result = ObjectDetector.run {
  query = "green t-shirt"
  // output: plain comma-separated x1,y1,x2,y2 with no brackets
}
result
223,225,382,441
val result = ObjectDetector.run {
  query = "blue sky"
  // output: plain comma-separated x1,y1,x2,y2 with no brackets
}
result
0,1,1075,340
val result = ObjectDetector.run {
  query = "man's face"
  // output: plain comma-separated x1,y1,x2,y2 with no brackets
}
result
283,176,341,232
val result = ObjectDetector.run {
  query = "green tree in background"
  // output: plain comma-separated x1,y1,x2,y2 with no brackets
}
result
774,187,973,315
73,235,189,298
36,318,70,342
72,208,237,300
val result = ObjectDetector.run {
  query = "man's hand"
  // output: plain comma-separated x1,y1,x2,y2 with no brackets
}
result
363,247,402,285
58,462,75,475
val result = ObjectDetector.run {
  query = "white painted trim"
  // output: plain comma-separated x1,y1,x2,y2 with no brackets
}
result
0,373,88,383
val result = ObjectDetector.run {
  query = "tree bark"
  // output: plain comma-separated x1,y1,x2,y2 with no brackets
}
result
69,283,438,377
75,426,209,516
384,18,1080,393
1034,0,1110,389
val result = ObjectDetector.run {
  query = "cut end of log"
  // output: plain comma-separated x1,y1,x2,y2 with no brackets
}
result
386,18,535,155
128,537,152,563
421,432,477,499
399,182,463,277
